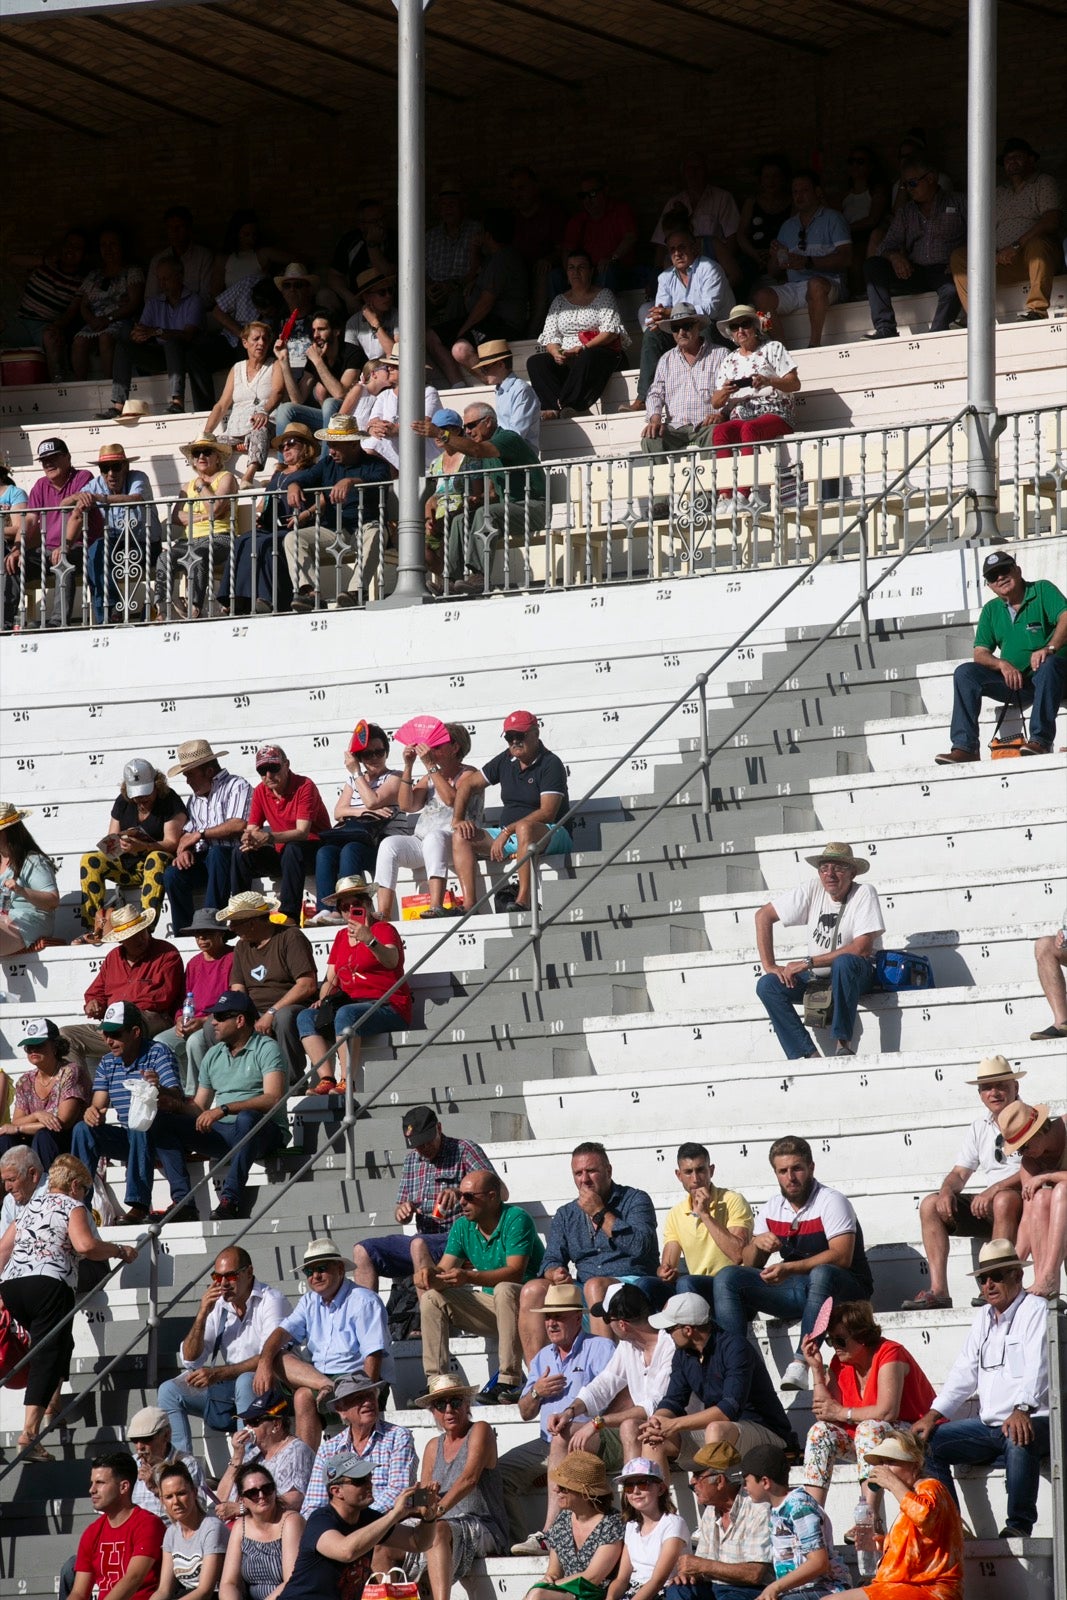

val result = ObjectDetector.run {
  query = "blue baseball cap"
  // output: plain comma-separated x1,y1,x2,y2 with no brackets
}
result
431,408,463,430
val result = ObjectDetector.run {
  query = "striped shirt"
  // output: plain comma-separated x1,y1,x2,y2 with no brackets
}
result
646,340,726,428
394,1133,494,1233
19,261,84,322
91,1041,182,1126
181,769,254,847
301,1418,416,1517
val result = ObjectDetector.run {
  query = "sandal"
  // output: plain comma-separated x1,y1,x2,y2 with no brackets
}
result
900,1288,952,1311
18,1437,55,1463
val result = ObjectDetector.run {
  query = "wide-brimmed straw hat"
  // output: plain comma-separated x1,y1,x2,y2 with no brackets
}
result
997,1100,1052,1154
106,904,155,942
966,1054,1026,1086
804,841,869,875
534,1282,585,1314
0,801,32,829
274,261,319,290
167,738,229,776
314,414,368,444
324,875,383,907
550,1451,611,1499
967,1236,1028,1276
90,442,139,468
180,432,232,464
271,421,317,450
356,267,395,296
116,399,149,425
716,303,762,340
216,890,280,924
413,1374,478,1409
470,338,513,370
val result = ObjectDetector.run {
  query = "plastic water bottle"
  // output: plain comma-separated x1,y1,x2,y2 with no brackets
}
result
182,992,196,1027
853,1501,879,1578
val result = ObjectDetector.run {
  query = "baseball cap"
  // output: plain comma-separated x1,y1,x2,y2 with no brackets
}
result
618,1457,665,1483
740,1443,790,1486
588,1282,649,1322
210,989,259,1022
982,550,1016,580
431,408,463,430
242,1390,293,1424
19,1017,62,1048
123,758,156,799
101,1001,144,1035
326,1450,374,1485
649,1291,713,1330
127,1405,169,1441
403,1105,440,1146
36,437,69,460
692,1441,743,1481
502,709,537,734
255,743,286,767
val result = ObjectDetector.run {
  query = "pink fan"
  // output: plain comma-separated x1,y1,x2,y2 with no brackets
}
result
809,1296,834,1342
394,715,451,748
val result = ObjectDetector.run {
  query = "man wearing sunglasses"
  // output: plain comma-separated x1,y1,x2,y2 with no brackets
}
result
232,742,331,920
864,161,964,339
662,1441,773,1600
936,549,1067,763
912,1238,1050,1539
641,303,726,455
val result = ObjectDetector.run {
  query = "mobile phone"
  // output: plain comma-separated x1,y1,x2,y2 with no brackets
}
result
410,1487,434,1509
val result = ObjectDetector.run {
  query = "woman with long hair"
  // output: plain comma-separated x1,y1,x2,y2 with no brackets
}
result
375,724,482,922
219,1463,303,1600
606,1459,688,1600
0,802,59,954
0,1018,92,1168
524,1452,624,1600
148,1461,229,1600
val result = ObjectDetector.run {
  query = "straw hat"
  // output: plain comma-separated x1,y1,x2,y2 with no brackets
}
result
534,1282,585,1315
550,1451,611,1499
716,303,762,340
90,442,139,468
106,903,155,942
116,399,149,425
804,841,869,875
413,1374,478,1409
966,1054,1026,1086
314,414,368,444
470,338,513,370
323,875,383,906
274,261,319,290
167,738,229,777
0,802,32,829
180,432,233,464
356,267,395,296
967,1237,1028,1277
997,1100,1052,1154
300,1237,345,1271
216,890,280,924
271,421,317,450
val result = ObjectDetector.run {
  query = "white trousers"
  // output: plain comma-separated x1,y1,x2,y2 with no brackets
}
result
375,830,452,891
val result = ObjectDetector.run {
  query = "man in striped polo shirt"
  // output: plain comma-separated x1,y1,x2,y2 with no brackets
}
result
163,738,253,931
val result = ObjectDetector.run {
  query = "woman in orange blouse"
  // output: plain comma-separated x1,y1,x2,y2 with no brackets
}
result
835,1430,963,1600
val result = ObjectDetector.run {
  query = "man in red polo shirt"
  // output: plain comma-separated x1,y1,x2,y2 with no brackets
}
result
231,742,330,921
18,436,102,627
63,902,186,1065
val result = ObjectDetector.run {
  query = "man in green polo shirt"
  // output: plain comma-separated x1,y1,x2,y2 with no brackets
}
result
937,549,1067,763
415,1169,544,1403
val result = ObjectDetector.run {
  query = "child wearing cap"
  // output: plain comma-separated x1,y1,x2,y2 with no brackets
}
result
741,1444,849,1596
607,1459,689,1600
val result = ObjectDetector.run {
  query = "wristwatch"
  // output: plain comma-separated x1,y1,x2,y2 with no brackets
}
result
1015,1403,1034,1415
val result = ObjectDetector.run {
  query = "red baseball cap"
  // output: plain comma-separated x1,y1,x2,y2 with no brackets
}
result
255,743,286,766
503,709,538,734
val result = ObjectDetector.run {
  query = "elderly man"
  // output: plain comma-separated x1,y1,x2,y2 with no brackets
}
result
755,840,884,1059
1032,921,1067,1040
755,172,852,348
467,339,541,448
501,1280,617,1552
256,1237,393,1449
416,1167,543,1404
220,889,318,1080
0,1146,46,1270
343,267,398,361
659,1142,753,1304
641,1293,796,1475
363,346,442,477
936,549,1067,763
903,1056,1024,1311
864,162,965,338
113,256,203,415
70,1001,192,1225
158,1245,290,1453
641,305,726,455
126,1404,212,1517
65,902,185,1065
302,1373,416,1517
451,710,572,916
229,743,330,921
548,1283,676,1464
162,738,253,932
285,414,392,612
520,1140,662,1359
20,436,102,628
274,310,362,442
69,1452,164,1600
624,230,730,412
998,1100,1066,1300
73,442,160,626
352,1104,495,1291
951,137,1063,321
913,1238,1051,1537
713,1135,874,1393
662,1441,773,1600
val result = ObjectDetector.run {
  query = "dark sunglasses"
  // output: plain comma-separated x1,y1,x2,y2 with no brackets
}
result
257,763,282,776
986,568,1015,582
729,318,758,332
826,1334,849,1350
242,1484,273,1499
904,172,934,190
459,1190,488,1203
211,1269,244,1282
504,730,528,744
976,1269,1010,1285
672,320,698,332
431,1397,466,1411
192,448,217,458
363,745,388,757
305,1264,336,1277
281,438,303,449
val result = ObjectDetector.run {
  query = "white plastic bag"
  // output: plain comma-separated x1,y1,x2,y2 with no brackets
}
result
125,1077,158,1133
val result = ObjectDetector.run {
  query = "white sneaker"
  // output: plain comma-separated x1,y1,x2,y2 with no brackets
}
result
510,1533,549,1557
780,1359,810,1392
305,909,343,926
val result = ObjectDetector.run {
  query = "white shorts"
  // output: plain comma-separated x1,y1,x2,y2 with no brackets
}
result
770,279,842,314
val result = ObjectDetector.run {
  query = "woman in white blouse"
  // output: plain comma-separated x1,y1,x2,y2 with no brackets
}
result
526,250,631,420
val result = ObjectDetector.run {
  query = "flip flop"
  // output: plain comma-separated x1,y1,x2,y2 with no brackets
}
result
900,1288,952,1311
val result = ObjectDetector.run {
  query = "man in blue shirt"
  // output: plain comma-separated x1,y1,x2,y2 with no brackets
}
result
70,1001,192,1225
284,414,393,611
519,1140,665,1361
755,172,852,348
625,226,731,409
467,339,541,449
255,1237,393,1450
68,442,160,624
112,256,204,414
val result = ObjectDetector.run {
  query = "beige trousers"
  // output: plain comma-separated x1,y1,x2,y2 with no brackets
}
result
420,1281,523,1385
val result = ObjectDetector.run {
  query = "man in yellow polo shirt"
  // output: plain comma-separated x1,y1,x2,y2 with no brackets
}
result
658,1143,753,1307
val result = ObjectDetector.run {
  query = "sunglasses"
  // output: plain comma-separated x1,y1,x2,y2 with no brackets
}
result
904,172,934,189
192,448,217,459
672,321,698,332
305,1264,337,1278
281,439,303,450
624,1478,661,1489
976,1269,1010,1285
242,1484,273,1499
431,1397,467,1411
363,746,388,757
730,319,758,332
211,1269,244,1282
826,1334,849,1350
504,731,528,744
459,1191,488,1203
986,569,1015,582
257,763,282,776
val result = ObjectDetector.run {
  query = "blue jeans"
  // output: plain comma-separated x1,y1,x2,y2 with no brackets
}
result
314,828,380,909
71,1120,190,1210
924,1415,1050,1534
274,398,341,459
756,955,876,1058
948,655,1067,752
666,1584,761,1600
713,1262,872,1353
675,1273,722,1310
150,1108,286,1209
360,1232,450,1277
297,999,408,1041
158,1370,256,1454
163,845,238,931
85,529,155,623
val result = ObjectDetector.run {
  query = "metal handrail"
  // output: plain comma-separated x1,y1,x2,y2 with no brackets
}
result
0,400,1011,1479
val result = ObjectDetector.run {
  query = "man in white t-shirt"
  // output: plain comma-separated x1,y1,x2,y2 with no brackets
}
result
902,1056,1024,1312
362,349,441,475
754,841,884,1059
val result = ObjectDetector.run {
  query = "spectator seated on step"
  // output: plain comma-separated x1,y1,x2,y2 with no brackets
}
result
526,251,630,421
547,1284,676,1465
712,1135,875,1395
911,1238,1051,1539
562,172,641,293
500,1280,617,1553
218,890,318,1082
416,1168,544,1405
157,1245,291,1462
231,744,331,923
126,1404,213,1519
65,903,186,1067
754,171,852,349
0,463,29,631
330,198,398,316
343,267,398,362
0,801,59,956
144,205,215,306
301,1373,416,1521
112,256,204,416
607,1458,690,1600
516,1449,624,1583
709,306,800,500
640,1292,796,1476
640,304,726,456
996,1100,1067,1301
658,1141,753,1305
451,710,573,917
363,343,442,478
270,262,319,379
284,1452,438,1600
68,1451,165,1600
202,318,284,488
1031,917,1067,1042
950,137,1063,323
450,208,530,368
151,1461,231,1598
20,435,103,629
310,726,401,916
214,1391,315,1518
217,422,318,616
754,840,884,1060
3,227,88,379
162,739,253,939
73,442,160,626
425,186,483,343
154,910,235,1094
352,1103,495,1292
285,415,392,614
273,309,362,444
520,1141,664,1356
863,162,965,339
936,549,1067,764
337,355,393,433
79,759,187,944
661,1440,773,1600
69,1001,192,1226
374,726,482,924
901,1055,1024,1313
625,229,730,414
419,407,502,588
740,1443,850,1596
255,1236,394,1450
465,337,541,449
0,1018,92,1173
159,432,240,621
414,1375,509,1600
652,153,742,283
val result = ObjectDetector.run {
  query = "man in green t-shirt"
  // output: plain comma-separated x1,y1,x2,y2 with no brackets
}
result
415,1168,544,1403
937,549,1067,763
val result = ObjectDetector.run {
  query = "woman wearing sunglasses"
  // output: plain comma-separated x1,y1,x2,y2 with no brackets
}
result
297,876,413,1095
800,1302,934,1529
709,305,800,508
219,1464,302,1600
415,1375,509,1600
310,725,401,922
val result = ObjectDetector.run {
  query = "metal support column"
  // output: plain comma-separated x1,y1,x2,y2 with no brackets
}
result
964,0,1002,538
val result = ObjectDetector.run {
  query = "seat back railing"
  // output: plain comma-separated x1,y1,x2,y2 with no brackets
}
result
0,400,1061,1486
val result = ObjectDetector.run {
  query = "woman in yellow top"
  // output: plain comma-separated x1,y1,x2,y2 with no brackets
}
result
835,1431,962,1600
158,432,239,618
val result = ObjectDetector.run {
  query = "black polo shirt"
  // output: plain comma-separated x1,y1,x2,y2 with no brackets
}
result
482,745,569,825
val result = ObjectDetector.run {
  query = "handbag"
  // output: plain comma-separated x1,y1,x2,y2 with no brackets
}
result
874,950,936,991
535,1583,607,1600
365,1569,420,1600
311,992,347,1034
577,327,623,354
0,1306,30,1389
200,1329,239,1432
801,893,849,1028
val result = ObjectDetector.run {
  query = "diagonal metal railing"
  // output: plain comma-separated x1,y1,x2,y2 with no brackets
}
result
0,400,1044,1481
